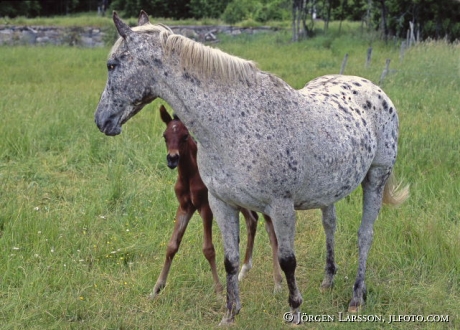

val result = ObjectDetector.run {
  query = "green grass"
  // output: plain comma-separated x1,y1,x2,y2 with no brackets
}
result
0,26,459,329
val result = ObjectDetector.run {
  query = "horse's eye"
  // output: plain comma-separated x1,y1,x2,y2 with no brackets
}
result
107,63,116,71
183,134,189,141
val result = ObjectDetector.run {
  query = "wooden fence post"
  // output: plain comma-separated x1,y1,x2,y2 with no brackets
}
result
340,53,348,74
400,41,406,61
379,59,391,85
365,47,372,68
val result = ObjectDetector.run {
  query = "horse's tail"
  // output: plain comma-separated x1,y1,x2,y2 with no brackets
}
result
382,172,410,206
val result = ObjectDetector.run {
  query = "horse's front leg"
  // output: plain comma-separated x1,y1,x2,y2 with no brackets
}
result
198,203,224,296
269,199,302,324
208,194,241,325
150,205,195,299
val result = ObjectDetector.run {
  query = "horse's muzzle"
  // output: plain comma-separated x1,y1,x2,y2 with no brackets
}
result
167,154,179,169
95,112,122,136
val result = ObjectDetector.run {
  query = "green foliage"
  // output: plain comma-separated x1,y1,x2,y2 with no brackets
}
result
189,0,231,19
222,0,290,24
0,0,40,17
0,25,459,328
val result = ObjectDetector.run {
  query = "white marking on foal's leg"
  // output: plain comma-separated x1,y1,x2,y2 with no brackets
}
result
238,260,252,281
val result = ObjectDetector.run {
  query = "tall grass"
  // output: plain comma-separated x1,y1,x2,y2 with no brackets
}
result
0,25,459,329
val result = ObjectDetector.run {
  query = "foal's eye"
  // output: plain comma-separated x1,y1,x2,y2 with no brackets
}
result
183,134,189,141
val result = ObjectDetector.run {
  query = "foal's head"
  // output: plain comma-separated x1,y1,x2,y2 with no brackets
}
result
159,105,190,169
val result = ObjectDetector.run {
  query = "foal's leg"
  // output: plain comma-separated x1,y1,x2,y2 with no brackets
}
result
348,166,390,312
198,204,224,295
270,199,302,324
262,214,283,293
238,209,258,281
208,194,241,325
320,205,337,290
150,205,195,298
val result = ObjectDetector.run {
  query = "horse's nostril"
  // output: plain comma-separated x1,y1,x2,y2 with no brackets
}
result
167,154,179,169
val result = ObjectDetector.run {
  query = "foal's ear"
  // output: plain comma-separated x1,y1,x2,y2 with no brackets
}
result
159,105,172,124
138,10,150,26
113,11,132,39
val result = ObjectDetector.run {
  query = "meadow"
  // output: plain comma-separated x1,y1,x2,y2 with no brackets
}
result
0,22,459,329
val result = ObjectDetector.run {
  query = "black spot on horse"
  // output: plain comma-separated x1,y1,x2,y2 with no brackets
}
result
339,105,350,114
153,58,163,67
224,256,238,275
382,100,389,111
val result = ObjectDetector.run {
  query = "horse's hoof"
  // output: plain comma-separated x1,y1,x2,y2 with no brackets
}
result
218,316,235,326
348,298,364,313
215,283,224,295
148,291,161,300
319,280,334,293
148,285,164,300
273,283,283,294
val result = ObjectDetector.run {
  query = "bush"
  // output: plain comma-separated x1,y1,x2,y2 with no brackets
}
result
222,0,290,24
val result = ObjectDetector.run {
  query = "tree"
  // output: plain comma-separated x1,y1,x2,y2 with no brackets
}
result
189,0,231,19
292,0,316,41
0,1,40,17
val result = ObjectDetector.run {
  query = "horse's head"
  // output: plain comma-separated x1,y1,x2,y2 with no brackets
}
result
160,105,190,169
95,10,161,136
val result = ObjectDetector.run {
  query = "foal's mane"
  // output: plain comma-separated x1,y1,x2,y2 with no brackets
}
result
111,23,259,83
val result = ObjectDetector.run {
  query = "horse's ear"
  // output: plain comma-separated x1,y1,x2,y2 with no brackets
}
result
159,105,172,124
138,10,150,26
113,11,132,39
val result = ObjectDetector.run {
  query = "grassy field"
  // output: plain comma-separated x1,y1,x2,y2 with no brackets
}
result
0,23,459,329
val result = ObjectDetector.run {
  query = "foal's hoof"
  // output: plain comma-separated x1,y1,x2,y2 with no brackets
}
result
273,283,283,294
148,284,165,300
215,283,224,296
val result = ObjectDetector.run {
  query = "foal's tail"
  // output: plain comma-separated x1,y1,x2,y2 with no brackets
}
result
382,172,410,206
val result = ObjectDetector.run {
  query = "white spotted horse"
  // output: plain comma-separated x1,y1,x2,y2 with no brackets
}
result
95,11,409,325
151,104,282,299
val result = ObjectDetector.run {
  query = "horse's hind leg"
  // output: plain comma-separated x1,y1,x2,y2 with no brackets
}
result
263,214,283,293
320,205,337,290
198,204,224,295
238,209,258,281
150,206,195,299
349,166,391,312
